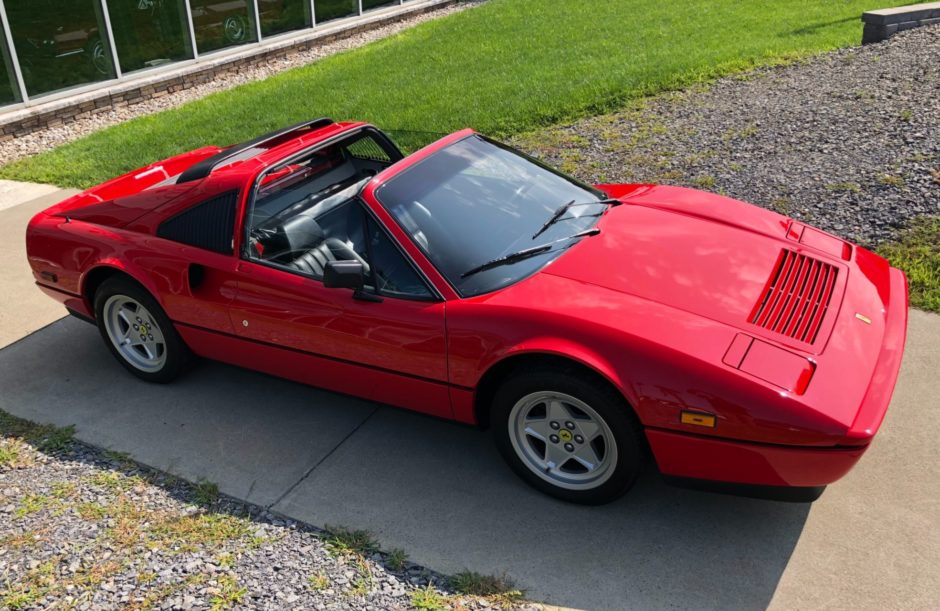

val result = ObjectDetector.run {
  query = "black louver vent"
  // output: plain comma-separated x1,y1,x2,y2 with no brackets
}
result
157,191,237,254
749,249,838,344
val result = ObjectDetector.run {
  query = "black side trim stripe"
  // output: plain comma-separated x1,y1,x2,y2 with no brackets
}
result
66,307,96,325
173,320,473,391
36,282,81,298
662,475,826,503
646,425,864,451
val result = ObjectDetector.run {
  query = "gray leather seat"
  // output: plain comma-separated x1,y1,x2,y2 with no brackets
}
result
277,215,369,277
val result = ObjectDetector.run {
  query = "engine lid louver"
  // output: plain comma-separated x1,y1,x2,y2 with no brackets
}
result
750,249,838,344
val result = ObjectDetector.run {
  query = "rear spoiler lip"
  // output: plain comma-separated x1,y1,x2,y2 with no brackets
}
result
176,117,334,184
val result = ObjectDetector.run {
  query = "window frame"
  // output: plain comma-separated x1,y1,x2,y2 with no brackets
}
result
241,128,442,303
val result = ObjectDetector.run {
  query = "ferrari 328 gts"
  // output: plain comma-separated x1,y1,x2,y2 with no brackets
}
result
26,118,908,504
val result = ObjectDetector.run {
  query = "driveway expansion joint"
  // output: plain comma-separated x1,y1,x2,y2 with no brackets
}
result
266,405,382,512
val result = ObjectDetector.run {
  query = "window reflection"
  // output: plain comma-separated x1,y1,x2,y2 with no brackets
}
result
0,14,20,105
190,0,258,54
5,0,116,97
362,1,396,11
260,0,312,37
314,0,359,24
107,0,193,74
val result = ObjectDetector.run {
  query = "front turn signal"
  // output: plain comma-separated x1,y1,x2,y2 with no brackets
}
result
680,411,717,428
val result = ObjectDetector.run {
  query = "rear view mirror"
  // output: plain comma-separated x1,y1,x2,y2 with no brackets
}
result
324,260,365,289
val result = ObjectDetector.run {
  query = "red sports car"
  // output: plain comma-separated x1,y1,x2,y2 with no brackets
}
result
26,119,908,504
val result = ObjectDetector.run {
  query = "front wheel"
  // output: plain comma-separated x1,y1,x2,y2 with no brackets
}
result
94,277,190,383
492,369,643,505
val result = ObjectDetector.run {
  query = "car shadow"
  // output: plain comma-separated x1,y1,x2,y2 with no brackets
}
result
0,318,809,610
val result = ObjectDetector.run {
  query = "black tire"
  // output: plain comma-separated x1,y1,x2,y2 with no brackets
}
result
93,276,191,384
491,368,644,505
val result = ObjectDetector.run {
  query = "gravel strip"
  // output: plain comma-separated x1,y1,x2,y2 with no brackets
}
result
0,1,486,167
513,25,940,246
0,429,535,610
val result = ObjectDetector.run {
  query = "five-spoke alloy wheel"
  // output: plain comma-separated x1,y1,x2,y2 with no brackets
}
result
509,391,618,491
493,368,643,504
102,295,167,373
94,276,190,383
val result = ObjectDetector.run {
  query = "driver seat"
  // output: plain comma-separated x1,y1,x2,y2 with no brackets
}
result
278,215,370,277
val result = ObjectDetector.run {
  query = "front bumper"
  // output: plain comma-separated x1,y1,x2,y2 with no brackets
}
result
647,266,908,496
647,427,868,489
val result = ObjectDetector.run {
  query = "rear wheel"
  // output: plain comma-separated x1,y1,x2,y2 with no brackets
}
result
492,368,643,505
94,277,190,383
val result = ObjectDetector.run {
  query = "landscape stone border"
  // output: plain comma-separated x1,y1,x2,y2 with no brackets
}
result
862,1,940,43
0,0,458,142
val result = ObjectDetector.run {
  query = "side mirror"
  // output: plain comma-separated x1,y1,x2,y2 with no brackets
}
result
323,260,365,290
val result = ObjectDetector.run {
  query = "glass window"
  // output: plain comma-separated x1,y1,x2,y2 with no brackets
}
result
362,1,395,11
375,136,606,297
106,0,193,74
6,0,116,97
364,215,432,299
190,0,258,54
314,0,358,24
0,13,21,105
260,0,311,37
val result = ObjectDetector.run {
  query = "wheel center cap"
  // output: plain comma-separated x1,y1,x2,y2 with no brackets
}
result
559,429,573,443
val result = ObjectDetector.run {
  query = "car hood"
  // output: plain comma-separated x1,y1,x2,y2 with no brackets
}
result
544,185,846,352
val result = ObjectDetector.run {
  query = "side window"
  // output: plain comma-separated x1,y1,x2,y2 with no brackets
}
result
247,197,433,300
363,215,434,300
157,191,238,254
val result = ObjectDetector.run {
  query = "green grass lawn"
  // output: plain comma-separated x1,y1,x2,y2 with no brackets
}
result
878,217,940,312
0,0,920,189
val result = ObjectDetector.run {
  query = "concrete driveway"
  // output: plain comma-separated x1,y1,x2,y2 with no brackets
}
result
1,187,937,610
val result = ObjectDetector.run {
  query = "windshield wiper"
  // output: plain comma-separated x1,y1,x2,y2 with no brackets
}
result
531,198,620,240
461,228,601,279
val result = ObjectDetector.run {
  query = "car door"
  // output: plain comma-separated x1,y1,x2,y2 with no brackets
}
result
229,198,451,419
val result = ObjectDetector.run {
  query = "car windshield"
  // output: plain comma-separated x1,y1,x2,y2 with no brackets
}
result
374,135,606,296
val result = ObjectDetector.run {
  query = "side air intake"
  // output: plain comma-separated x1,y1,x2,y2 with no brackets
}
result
156,191,238,254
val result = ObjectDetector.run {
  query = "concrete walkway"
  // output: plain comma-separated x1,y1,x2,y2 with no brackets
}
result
0,187,937,610
0,183,80,347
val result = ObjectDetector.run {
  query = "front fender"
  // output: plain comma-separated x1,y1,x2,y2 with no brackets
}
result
492,336,640,409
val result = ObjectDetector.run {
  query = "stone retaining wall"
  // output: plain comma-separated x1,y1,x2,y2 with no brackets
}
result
862,2,940,43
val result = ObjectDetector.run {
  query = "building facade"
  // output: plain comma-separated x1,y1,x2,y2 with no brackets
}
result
0,1,418,112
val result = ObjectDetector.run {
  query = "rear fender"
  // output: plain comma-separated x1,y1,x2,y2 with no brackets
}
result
80,258,165,315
